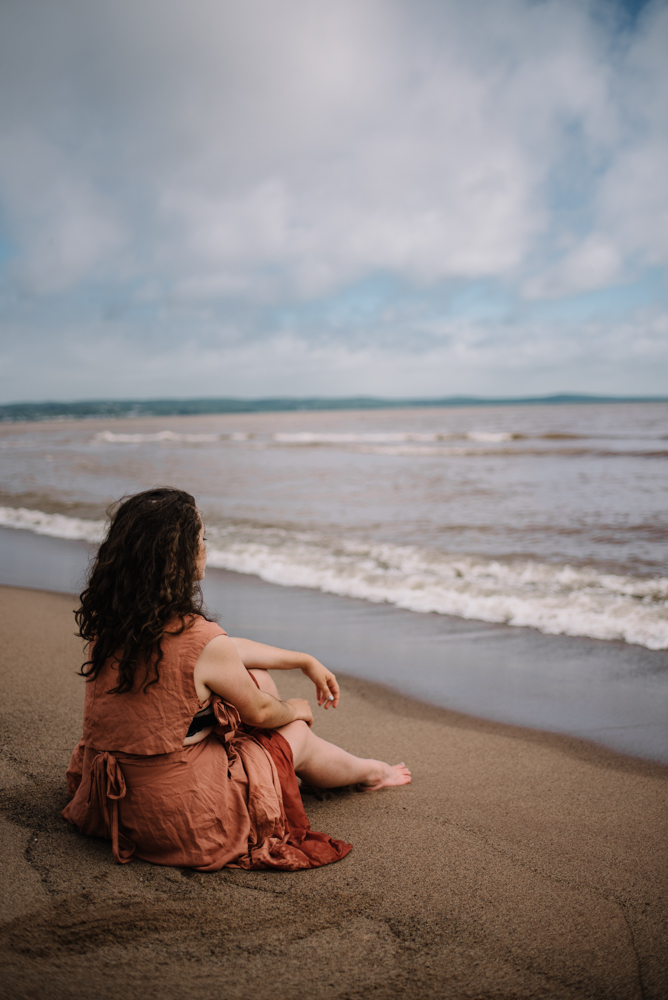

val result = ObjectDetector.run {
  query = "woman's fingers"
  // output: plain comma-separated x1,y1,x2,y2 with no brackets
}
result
304,657,340,709
286,698,314,726
317,684,331,707
327,673,340,707
318,674,338,709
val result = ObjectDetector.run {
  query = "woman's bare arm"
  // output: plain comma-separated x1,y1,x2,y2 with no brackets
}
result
194,635,313,728
229,637,339,708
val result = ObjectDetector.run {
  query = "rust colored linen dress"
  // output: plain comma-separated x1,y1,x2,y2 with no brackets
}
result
63,615,352,871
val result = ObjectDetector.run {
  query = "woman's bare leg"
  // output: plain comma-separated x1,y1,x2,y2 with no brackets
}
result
249,670,410,790
278,720,411,791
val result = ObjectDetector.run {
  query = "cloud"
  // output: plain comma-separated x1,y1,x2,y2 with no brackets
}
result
523,236,623,299
0,130,128,293
0,0,666,399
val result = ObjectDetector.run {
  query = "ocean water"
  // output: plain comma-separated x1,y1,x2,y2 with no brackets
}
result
1,402,667,650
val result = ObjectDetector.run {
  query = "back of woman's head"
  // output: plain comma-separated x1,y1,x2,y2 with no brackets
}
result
76,487,212,693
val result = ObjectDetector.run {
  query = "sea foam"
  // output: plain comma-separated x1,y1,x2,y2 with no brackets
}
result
94,430,248,444
2,505,666,650
203,525,668,650
0,506,106,542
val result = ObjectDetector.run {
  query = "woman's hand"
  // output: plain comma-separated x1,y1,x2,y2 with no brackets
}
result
300,657,339,709
285,698,314,726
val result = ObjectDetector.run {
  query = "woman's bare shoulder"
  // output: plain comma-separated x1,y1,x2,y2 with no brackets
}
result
195,632,238,665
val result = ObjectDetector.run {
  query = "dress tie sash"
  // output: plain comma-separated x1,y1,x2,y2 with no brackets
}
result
212,698,244,773
89,751,135,864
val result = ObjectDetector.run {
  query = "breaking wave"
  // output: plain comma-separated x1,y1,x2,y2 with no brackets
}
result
0,506,105,542
272,431,516,444
88,428,668,459
94,430,249,444
2,506,667,650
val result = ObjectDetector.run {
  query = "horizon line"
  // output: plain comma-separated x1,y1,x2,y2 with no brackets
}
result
1,392,667,422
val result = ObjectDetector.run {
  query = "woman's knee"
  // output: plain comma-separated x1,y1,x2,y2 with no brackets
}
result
278,719,310,743
248,668,280,699
277,719,311,766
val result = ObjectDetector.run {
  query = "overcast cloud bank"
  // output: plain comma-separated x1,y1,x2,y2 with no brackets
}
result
0,0,666,400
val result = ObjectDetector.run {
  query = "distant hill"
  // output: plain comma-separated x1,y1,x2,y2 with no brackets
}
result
1,394,666,422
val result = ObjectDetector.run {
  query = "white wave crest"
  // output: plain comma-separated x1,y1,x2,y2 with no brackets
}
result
272,431,515,445
0,506,106,542
466,431,514,442
2,506,667,649
204,525,668,650
94,430,248,444
90,428,518,449
273,431,442,443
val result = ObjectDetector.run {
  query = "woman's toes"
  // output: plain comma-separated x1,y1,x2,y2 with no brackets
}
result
358,762,411,792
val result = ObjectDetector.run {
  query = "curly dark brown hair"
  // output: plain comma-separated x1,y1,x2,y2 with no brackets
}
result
75,487,215,693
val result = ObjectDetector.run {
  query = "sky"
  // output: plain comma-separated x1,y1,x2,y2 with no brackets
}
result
0,0,666,402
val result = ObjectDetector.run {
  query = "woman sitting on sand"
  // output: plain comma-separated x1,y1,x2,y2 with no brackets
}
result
63,487,410,870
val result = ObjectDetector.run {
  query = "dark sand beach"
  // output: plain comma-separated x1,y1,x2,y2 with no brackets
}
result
1,583,667,999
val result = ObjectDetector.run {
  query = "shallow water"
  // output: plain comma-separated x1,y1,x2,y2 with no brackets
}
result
1,402,667,648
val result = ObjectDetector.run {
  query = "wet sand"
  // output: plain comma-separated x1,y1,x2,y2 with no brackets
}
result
1,584,667,999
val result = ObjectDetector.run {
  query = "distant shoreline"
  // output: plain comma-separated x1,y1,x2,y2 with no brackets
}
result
2,393,667,423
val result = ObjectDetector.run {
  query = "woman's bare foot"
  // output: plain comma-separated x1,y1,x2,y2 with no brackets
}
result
358,762,411,792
